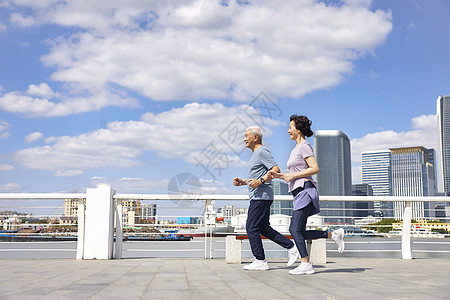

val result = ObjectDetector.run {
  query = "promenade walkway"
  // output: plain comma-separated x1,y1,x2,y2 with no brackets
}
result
1,257,449,299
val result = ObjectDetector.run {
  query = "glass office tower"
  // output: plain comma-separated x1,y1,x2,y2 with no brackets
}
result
391,147,436,219
437,95,450,196
271,180,292,216
361,150,393,218
314,130,352,223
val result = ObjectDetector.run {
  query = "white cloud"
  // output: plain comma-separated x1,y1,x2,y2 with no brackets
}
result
0,88,138,117
25,131,44,143
55,169,84,177
351,114,438,183
10,12,35,27
0,164,15,171
91,176,170,193
0,183,20,192
0,120,11,139
0,0,392,111
26,83,59,98
12,102,281,174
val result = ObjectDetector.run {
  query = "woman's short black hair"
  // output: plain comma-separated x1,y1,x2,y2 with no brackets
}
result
290,115,313,137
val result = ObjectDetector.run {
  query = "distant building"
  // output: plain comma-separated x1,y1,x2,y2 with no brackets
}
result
437,95,450,196
177,217,200,224
121,200,141,227
64,198,80,218
220,205,248,224
140,204,157,222
315,130,352,223
391,146,436,219
361,150,393,218
271,180,292,216
351,184,374,219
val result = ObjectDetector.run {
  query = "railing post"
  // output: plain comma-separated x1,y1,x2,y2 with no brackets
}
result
114,199,123,259
401,201,412,259
76,198,86,260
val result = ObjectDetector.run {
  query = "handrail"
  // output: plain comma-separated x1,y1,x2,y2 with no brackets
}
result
0,193,86,199
0,189,449,260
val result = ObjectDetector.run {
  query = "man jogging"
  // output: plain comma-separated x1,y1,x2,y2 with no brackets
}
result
233,126,299,270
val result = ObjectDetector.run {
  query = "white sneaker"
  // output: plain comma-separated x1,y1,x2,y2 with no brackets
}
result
287,246,299,267
289,262,315,275
332,228,345,253
243,259,269,271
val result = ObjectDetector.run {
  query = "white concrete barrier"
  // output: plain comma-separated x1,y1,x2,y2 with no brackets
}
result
307,239,327,264
226,235,242,264
78,185,116,260
225,236,326,264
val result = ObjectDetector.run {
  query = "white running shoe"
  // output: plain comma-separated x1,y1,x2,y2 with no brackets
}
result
332,228,345,253
289,262,315,275
243,259,269,271
287,246,299,267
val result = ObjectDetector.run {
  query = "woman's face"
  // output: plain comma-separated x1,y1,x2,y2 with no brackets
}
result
288,120,300,140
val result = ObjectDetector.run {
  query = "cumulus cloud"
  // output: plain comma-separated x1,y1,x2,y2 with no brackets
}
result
0,183,20,192
0,164,15,171
91,176,170,193
26,83,59,98
25,131,44,143
12,102,280,174
10,12,35,27
351,114,438,183
0,0,392,116
55,169,84,177
0,120,11,139
0,85,139,117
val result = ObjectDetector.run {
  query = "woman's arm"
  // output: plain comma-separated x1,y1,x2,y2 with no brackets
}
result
268,156,319,183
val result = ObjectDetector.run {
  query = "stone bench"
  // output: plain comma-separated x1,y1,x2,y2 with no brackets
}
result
226,235,326,264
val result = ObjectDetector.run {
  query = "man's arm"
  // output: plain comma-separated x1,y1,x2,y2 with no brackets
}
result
248,165,280,189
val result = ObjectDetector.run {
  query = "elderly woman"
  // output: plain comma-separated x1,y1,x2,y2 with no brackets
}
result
268,115,345,275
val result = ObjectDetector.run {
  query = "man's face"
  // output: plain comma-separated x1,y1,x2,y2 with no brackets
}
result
244,130,257,149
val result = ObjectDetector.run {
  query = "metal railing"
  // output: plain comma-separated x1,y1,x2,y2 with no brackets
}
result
1,190,449,260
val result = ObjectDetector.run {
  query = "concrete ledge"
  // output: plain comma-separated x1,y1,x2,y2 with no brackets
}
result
226,236,326,264
226,235,242,264
307,239,326,264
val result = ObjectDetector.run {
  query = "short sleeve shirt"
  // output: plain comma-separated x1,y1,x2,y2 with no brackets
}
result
287,140,317,192
247,146,277,200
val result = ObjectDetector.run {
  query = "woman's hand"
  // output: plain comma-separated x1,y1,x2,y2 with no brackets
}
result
280,173,297,182
267,171,297,182
267,170,282,179
247,179,261,189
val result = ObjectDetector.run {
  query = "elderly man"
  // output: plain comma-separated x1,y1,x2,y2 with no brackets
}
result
233,126,298,270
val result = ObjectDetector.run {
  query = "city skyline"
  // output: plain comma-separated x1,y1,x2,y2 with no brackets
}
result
0,1,449,196
437,95,450,196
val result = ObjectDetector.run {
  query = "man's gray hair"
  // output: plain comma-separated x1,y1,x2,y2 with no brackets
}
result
247,126,263,139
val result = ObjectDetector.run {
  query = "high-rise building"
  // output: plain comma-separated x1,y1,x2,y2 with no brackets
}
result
437,95,450,196
314,130,352,223
361,150,393,218
391,146,436,219
271,180,292,216
351,184,374,218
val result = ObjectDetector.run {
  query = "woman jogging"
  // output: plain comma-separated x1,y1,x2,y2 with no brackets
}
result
268,115,345,275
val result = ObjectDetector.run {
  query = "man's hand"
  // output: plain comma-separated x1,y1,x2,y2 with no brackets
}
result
233,177,246,186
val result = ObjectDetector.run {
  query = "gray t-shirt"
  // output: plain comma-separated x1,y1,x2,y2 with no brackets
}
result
247,146,277,200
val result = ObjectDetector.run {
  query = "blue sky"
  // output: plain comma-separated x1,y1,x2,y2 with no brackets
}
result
0,0,449,200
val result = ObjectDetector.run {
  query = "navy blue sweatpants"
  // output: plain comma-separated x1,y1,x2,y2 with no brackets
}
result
246,200,294,260
289,202,328,258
